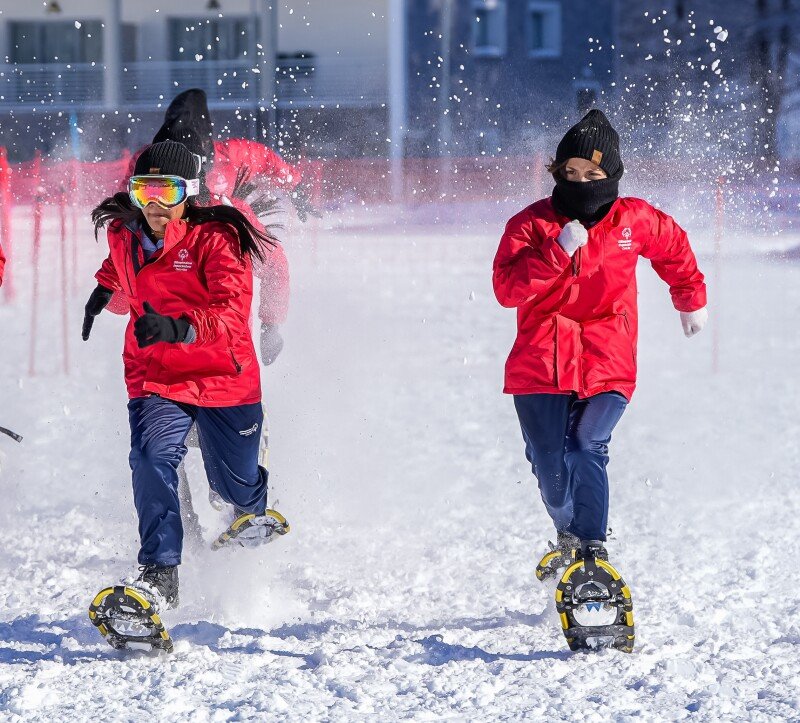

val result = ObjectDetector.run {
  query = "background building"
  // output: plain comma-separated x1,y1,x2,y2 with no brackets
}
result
0,0,399,160
405,0,616,158
2,1,800,168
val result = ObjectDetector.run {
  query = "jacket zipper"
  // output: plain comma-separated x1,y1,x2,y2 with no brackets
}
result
572,246,582,276
230,350,242,374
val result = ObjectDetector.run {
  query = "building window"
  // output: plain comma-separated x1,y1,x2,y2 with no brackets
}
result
527,1,561,58
169,17,256,62
9,21,103,64
472,0,507,58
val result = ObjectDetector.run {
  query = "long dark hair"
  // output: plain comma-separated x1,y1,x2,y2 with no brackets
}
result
91,189,278,263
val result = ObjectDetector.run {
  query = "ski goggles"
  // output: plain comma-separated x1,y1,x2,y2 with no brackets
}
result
128,175,200,209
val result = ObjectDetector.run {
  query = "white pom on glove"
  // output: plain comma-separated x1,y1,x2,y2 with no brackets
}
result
680,307,708,338
557,220,589,257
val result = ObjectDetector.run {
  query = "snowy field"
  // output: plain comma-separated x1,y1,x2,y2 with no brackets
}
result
0,202,799,721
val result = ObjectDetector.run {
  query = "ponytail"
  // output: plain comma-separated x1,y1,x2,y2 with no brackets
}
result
184,199,277,263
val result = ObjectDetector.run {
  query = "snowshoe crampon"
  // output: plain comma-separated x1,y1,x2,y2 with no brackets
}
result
88,585,173,653
536,546,576,582
211,509,290,550
555,557,634,653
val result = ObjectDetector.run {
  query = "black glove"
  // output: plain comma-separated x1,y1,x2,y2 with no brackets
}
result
134,301,191,348
290,183,322,223
82,284,114,341
260,323,284,366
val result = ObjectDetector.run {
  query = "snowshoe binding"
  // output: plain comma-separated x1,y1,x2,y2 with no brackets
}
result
554,541,635,653
211,508,290,550
536,530,579,582
88,565,178,653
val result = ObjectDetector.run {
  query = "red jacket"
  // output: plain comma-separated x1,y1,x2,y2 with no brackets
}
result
207,138,301,195
493,197,707,400
95,219,261,407
0,240,5,287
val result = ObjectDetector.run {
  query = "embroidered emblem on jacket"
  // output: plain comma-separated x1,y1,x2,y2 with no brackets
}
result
173,248,193,271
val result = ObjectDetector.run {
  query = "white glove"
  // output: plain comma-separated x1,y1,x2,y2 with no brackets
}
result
680,307,708,338
557,220,589,257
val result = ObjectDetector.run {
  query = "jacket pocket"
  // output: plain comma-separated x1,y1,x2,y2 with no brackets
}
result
229,349,242,374
580,313,636,391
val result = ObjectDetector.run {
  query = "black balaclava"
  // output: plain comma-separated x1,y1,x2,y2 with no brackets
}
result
550,109,624,224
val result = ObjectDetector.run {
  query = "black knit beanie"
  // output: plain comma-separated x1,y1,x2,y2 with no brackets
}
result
554,109,623,178
133,140,200,181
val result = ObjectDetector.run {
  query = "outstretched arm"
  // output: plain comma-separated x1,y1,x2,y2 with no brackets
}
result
219,139,301,189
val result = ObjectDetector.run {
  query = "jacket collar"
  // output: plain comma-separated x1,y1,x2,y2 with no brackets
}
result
125,218,189,255
161,218,189,254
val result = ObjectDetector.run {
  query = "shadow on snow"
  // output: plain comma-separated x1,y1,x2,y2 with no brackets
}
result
0,607,563,666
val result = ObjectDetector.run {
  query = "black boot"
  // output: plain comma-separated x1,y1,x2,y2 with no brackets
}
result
577,539,608,561
536,530,580,582
136,565,179,609
557,530,580,552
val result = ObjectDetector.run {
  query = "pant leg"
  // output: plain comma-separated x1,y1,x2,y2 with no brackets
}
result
513,393,573,532
128,396,195,566
564,392,628,542
195,402,267,514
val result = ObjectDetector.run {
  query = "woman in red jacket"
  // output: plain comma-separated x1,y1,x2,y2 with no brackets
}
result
82,140,289,609
493,110,707,579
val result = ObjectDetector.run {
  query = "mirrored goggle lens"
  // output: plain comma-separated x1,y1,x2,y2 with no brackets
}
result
128,176,188,209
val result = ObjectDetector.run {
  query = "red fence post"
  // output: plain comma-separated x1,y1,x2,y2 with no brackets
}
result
0,147,13,301
29,150,43,377
712,175,724,375
59,185,70,375
70,158,79,296
533,152,544,202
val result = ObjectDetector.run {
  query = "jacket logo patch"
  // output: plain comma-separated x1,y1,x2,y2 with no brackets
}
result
173,248,193,271
239,423,259,437
618,227,633,250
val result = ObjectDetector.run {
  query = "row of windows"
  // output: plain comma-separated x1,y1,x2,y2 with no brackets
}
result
8,6,562,66
473,0,561,59
7,18,259,64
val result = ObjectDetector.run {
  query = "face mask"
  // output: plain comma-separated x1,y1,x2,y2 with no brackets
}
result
551,168,623,223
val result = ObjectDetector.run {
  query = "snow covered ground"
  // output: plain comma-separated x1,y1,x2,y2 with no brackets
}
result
0,202,799,721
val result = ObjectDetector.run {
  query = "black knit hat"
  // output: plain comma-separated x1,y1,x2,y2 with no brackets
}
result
554,109,623,177
133,140,200,181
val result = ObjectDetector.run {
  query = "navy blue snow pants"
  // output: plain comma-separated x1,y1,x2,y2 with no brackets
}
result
513,392,628,542
128,395,267,566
